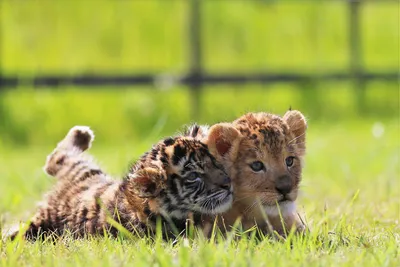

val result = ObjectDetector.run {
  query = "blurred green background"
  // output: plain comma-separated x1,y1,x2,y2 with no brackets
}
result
0,0,398,146
0,0,398,224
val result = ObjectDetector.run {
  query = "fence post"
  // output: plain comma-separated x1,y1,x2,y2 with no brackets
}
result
188,0,202,120
0,2,2,91
348,0,365,112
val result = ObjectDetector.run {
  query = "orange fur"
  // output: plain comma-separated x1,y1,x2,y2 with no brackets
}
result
203,110,307,236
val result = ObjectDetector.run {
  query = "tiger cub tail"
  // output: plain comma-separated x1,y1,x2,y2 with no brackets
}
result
44,126,103,183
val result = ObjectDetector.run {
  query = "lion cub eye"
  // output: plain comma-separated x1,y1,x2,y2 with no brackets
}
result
285,156,295,167
250,161,264,172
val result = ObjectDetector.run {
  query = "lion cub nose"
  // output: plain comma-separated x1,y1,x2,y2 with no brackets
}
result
275,175,292,195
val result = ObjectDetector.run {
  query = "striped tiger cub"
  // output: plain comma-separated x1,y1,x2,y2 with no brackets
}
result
13,125,233,240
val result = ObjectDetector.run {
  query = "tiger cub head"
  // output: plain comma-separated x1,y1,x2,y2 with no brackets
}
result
125,137,233,219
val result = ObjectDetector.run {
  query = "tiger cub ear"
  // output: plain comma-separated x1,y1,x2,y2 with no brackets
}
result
129,168,166,198
204,123,241,161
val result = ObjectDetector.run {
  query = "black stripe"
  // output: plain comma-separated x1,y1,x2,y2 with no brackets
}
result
169,177,180,196
90,182,113,232
150,148,159,160
78,207,89,228
73,185,90,196
191,125,200,137
79,169,103,181
74,165,89,180
64,160,84,177
160,148,169,167
172,145,187,165
163,137,175,146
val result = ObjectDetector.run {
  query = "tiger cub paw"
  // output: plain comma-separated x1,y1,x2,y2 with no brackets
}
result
1,223,23,241
44,126,95,176
60,126,95,152
127,168,167,198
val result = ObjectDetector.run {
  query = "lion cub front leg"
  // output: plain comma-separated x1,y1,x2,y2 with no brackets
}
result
267,211,307,237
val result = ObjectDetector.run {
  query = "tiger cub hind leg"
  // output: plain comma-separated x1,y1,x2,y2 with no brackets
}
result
20,126,107,240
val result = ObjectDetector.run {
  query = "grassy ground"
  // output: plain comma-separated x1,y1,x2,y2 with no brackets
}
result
0,104,399,266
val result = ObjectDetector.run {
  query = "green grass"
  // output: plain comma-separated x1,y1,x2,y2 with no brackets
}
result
0,83,398,147
0,0,399,265
1,113,399,266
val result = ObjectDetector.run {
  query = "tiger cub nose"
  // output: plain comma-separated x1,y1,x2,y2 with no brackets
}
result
275,175,292,195
219,176,231,190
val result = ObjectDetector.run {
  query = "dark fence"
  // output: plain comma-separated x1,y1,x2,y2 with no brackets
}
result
0,0,398,118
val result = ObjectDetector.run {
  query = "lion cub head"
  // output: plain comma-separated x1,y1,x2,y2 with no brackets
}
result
205,110,307,233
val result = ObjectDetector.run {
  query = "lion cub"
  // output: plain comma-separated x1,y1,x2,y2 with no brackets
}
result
189,110,307,236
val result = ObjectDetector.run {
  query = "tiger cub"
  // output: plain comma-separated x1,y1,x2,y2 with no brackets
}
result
15,126,232,240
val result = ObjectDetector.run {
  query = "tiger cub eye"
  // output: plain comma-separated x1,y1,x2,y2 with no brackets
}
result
186,172,202,183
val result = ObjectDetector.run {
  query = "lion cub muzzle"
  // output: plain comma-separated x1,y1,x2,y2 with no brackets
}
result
275,174,293,197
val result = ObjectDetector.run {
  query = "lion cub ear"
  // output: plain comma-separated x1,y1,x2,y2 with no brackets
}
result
283,110,307,144
205,123,241,161
128,168,166,198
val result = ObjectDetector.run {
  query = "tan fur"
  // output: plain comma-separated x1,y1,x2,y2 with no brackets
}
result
203,110,307,236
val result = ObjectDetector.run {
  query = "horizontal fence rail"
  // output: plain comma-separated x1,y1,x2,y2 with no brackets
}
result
0,71,398,89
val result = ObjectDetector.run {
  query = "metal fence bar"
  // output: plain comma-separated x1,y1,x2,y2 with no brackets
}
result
0,6,3,92
0,71,398,89
188,0,202,120
348,0,366,111
0,75,155,88
181,72,399,84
